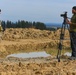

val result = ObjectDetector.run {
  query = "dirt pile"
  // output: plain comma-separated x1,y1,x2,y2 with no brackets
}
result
0,28,74,75
54,29,70,39
0,28,70,57
2,28,70,40
2,28,53,40
0,57,75,75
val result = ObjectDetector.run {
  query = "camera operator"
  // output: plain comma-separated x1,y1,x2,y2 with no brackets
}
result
66,6,76,60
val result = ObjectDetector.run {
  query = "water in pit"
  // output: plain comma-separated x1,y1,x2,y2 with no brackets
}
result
7,51,51,58
64,52,71,56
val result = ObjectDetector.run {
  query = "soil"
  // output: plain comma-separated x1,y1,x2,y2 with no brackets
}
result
0,28,75,75
0,28,70,57
0,57,75,75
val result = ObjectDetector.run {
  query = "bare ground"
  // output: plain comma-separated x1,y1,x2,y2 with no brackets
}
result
0,28,75,75
0,57,75,75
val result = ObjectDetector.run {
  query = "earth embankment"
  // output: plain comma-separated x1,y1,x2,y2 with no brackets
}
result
0,28,75,75
0,28,70,57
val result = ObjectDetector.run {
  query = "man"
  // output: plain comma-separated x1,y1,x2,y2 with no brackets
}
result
66,6,76,60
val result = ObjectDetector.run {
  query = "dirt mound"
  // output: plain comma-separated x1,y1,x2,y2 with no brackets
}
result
0,28,74,75
0,28,70,57
2,28,53,40
54,29,70,39
2,28,70,40
0,57,75,75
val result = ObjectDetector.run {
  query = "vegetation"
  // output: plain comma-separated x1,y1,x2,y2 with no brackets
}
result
1,20,46,30
1,20,58,31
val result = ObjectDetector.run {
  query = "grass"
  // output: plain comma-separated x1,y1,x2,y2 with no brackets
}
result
45,48,71,56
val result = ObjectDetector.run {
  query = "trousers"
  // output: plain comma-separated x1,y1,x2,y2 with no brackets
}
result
70,31,76,57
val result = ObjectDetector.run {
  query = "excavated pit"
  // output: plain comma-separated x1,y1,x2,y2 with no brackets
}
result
0,28,74,75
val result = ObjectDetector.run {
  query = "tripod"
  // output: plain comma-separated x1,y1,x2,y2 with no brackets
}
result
57,17,69,62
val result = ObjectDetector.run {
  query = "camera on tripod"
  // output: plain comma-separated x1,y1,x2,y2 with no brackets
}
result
57,11,69,62
60,12,67,18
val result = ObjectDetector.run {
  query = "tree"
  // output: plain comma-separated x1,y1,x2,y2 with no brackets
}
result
6,20,12,28
35,22,46,30
1,20,47,30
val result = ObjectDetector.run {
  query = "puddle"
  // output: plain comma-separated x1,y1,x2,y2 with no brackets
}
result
64,52,71,56
7,51,51,58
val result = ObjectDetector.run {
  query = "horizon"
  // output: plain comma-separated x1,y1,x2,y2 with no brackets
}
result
1,19,62,24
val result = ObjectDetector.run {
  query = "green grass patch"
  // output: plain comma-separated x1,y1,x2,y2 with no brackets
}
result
46,48,71,56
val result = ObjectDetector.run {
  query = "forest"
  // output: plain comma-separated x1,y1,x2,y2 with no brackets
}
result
1,20,46,30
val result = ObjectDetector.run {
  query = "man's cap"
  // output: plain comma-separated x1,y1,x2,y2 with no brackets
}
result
72,6,76,10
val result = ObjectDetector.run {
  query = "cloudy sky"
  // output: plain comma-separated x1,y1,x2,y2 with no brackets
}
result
0,0,76,23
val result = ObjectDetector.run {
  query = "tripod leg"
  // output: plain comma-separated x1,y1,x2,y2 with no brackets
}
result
57,50,61,62
57,42,62,62
57,23,65,62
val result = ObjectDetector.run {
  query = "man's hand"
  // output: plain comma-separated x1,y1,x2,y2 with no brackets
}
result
66,18,72,25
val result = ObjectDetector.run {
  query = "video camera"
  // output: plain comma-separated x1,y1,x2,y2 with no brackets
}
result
60,12,67,18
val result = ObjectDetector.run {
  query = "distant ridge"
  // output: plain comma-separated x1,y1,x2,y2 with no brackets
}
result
45,23,62,28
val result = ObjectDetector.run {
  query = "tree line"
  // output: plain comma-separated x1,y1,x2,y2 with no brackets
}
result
1,20,46,30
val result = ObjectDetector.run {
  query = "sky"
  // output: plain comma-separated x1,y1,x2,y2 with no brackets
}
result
0,0,76,23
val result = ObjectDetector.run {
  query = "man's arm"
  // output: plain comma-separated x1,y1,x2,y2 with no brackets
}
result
66,18,76,26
